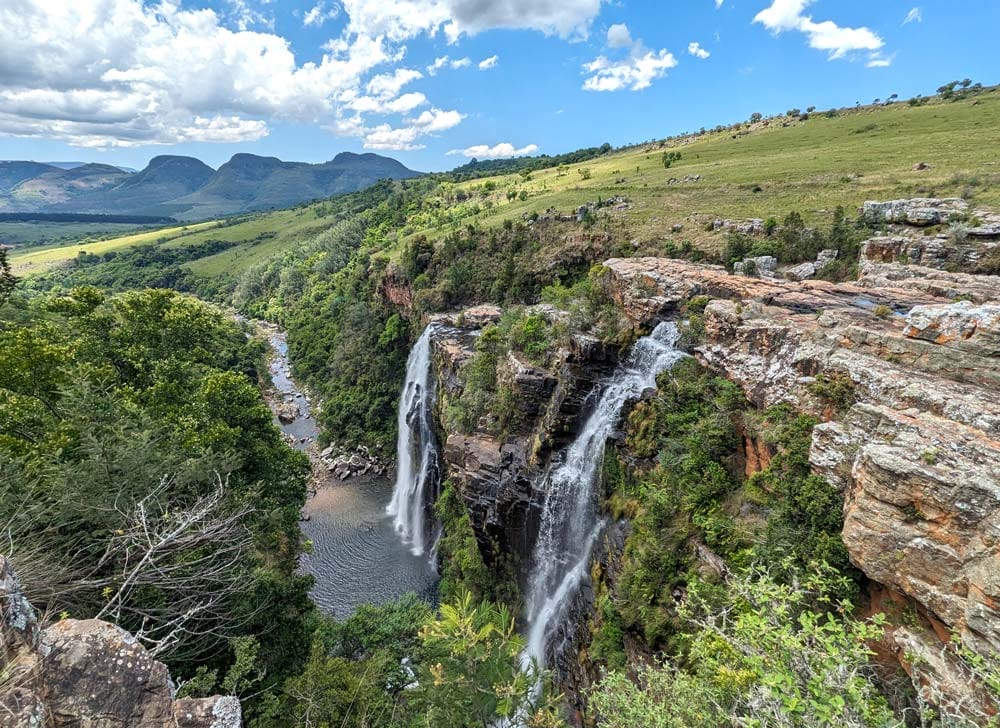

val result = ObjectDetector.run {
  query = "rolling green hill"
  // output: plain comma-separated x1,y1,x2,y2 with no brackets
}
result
12,88,999,285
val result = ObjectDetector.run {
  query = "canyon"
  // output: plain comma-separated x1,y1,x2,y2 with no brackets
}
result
387,198,1000,722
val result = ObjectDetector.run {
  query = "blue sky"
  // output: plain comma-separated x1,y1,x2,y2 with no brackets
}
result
0,1,996,172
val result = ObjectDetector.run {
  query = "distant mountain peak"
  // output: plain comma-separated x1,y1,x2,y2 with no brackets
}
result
0,151,419,220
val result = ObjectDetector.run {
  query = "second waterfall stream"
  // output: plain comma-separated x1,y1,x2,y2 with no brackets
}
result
523,321,686,669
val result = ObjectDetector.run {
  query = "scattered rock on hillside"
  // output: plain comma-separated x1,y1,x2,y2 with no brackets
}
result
862,197,968,226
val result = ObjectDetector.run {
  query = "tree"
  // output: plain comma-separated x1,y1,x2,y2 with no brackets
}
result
750,112,763,123
592,563,900,728
0,247,17,306
414,592,566,728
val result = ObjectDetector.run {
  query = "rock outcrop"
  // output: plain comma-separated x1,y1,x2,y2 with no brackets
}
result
862,198,968,226
602,248,1000,721
0,556,240,728
426,309,618,564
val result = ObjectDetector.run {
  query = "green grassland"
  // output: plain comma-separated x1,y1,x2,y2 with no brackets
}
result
9,220,221,274
12,88,999,281
0,221,163,248
418,90,1000,250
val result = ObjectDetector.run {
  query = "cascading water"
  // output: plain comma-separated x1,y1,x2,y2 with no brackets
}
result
387,325,439,557
523,322,686,669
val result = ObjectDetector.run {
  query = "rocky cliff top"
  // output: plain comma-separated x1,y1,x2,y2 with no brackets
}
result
0,556,240,727
602,209,1000,721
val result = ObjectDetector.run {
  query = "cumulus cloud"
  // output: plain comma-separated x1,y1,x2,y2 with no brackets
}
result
754,0,885,61
363,108,465,150
341,0,607,43
0,0,610,151
426,55,471,74
367,68,423,98
303,1,340,27
583,50,677,92
478,55,500,70
0,0,411,147
447,142,539,158
688,42,710,59
607,24,633,48
903,7,922,24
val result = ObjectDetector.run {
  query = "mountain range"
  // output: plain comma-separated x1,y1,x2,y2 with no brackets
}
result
0,152,420,221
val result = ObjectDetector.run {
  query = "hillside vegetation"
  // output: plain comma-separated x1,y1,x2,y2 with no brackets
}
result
12,87,998,286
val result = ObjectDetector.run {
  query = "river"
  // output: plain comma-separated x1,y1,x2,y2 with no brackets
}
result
265,329,438,619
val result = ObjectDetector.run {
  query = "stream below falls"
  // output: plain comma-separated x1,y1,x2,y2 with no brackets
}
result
266,330,438,619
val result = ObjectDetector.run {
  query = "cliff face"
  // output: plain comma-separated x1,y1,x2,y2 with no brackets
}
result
0,556,240,728
602,224,999,719
426,307,619,563
418,198,999,721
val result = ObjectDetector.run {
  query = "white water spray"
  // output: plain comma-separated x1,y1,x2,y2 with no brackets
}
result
387,325,439,557
523,322,686,669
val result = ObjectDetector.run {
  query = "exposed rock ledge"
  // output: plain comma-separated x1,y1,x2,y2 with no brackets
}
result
604,255,1000,718
0,556,240,727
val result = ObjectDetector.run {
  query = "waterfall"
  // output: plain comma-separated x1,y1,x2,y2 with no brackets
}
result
523,322,686,669
387,325,439,557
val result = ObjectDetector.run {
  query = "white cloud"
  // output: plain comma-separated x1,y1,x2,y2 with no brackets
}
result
447,142,539,158
688,42,710,59
225,0,274,31
754,0,884,61
903,7,922,24
367,68,423,98
866,53,893,68
0,0,413,148
583,50,677,92
363,107,465,150
341,0,607,43
607,24,632,49
426,55,471,75
478,55,499,70
715,0,724,7
304,2,340,27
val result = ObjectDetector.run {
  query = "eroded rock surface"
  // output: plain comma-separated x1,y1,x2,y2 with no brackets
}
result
0,556,240,727
603,251,1000,720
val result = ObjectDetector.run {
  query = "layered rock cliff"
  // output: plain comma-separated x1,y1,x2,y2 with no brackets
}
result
419,198,1000,723
0,556,240,728
602,231,999,720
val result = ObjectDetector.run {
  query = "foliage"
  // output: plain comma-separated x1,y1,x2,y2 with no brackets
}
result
0,247,17,305
414,592,566,728
611,359,746,647
434,482,493,603
0,288,312,690
592,563,899,728
745,405,859,601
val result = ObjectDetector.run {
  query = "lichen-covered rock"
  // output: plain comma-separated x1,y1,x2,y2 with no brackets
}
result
862,198,968,226
903,301,1000,344
894,626,998,724
0,556,240,727
860,234,995,270
858,260,1000,304
830,404,1000,654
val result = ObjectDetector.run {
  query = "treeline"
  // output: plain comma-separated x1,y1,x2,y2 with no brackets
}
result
0,212,176,224
449,143,614,181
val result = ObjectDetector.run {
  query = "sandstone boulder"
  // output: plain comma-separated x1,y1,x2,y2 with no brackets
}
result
0,556,240,727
